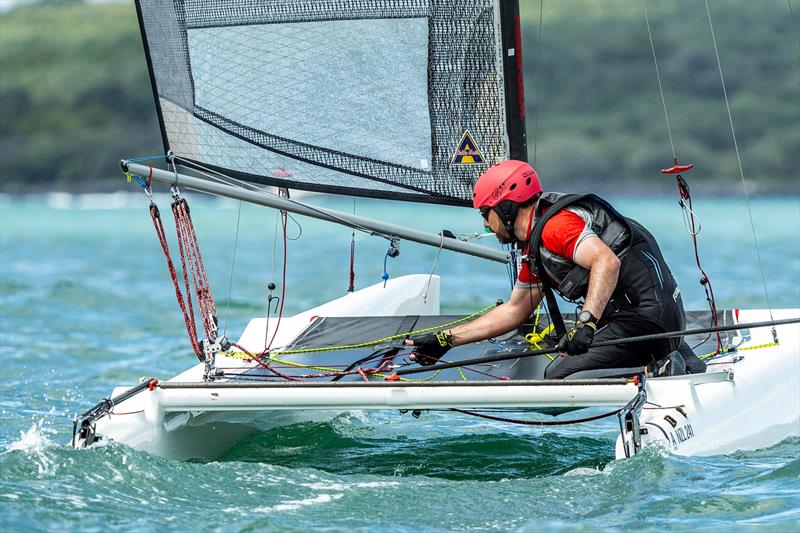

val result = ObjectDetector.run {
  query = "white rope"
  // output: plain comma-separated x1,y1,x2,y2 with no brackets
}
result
680,202,702,237
704,0,775,324
422,232,446,304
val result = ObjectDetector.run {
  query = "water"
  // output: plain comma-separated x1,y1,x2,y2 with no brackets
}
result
1,193,799,531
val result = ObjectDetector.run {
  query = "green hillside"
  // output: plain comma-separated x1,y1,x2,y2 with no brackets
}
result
0,0,797,193
0,1,161,192
518,0,799,191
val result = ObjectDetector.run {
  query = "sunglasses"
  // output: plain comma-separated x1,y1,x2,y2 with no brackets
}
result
479,206,492,220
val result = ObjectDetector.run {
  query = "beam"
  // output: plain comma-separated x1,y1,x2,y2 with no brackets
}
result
124,162,511,264
155,380,638,411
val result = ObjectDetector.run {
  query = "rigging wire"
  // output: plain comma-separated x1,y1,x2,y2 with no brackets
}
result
265,211,289,351
222,200,243,337
789,0,800,44
704,0,777,332
264,207,282,350
643,0,722,351
642,0,676,159
451,407,621,427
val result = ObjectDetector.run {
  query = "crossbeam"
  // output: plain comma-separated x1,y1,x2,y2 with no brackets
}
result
154,380,638,411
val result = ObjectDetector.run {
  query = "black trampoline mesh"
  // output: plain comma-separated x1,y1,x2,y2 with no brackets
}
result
135,0,515,205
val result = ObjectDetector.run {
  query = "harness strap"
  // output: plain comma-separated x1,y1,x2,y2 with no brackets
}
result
527,194,583,338
542,285,567,338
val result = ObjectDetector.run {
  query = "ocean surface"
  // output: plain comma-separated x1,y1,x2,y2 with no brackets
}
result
1,192,799,532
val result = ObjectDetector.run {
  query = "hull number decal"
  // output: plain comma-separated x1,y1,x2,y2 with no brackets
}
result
669,423,695,447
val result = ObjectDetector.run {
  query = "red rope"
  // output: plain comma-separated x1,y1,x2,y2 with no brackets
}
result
172,199,218,341
148,196,220,360
149,205,202,358
676,177,722,352
224,344,393,381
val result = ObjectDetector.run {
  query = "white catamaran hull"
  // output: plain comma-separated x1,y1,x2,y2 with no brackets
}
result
76,275,800,461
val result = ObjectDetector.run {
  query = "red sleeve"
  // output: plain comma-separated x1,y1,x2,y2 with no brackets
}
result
517,209,589,286
540,210,588,261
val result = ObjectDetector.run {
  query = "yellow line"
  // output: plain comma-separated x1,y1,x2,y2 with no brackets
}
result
223,303,499,381
698,341,779,359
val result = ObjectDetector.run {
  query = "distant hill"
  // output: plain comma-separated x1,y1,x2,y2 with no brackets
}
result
0,1,161,193
0,0,797,194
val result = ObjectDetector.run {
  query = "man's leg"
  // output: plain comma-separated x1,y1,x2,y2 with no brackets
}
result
544,318,670,379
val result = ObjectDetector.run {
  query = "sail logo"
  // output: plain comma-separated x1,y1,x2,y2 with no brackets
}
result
451,130,485,165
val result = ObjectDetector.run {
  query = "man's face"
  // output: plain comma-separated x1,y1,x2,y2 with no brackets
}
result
481,208,514,244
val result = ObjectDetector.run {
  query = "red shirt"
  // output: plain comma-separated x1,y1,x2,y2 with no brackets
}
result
517,208,594,286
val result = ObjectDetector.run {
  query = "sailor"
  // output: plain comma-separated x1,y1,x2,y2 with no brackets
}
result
407,159,701,378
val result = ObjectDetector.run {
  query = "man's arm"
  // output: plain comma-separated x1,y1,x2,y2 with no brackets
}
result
446,286,542,346
572,236,621,319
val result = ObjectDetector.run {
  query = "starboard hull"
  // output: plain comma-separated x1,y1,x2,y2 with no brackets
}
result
74,275,800,462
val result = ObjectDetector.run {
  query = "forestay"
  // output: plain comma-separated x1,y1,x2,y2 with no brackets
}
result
134,0,527,205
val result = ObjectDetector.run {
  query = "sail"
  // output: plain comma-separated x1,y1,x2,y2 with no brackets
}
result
134,0,527,206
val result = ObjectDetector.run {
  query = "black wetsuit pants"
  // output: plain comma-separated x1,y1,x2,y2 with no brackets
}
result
543,315,674,379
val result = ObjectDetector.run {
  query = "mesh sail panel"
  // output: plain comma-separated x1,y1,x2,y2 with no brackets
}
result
135,0,517,205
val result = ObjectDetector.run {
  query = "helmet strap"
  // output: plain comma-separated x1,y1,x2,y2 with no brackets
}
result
493,200,521,242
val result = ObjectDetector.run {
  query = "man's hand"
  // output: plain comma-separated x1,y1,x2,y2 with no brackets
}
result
557,320,597,356
405,330,454,366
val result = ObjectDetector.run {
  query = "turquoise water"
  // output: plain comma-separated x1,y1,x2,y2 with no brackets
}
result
1,193,799,531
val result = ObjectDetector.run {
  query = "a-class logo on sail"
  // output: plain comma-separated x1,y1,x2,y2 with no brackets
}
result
451,130,485,165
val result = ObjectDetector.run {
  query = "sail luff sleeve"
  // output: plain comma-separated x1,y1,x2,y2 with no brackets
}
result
133,0,169,156
499,0,528,162
133,0,525,205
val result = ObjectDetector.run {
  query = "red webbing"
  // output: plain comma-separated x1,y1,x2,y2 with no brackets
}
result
172,199,218,342
149,205,202,358
147,196,220,360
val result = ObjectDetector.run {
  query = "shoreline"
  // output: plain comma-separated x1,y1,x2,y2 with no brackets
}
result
1,176,798,199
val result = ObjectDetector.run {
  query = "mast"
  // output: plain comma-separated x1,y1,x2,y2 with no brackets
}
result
499,0,528,162
123,162,511,264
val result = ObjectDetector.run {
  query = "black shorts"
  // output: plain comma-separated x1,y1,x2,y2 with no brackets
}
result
543,316,675,379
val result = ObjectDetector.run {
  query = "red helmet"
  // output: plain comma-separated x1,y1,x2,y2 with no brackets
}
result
472,160,542,208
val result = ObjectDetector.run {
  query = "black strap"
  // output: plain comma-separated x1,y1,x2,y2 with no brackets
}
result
529,194,584,278
528,194,584,338
542,284,567,338
528,194,629,336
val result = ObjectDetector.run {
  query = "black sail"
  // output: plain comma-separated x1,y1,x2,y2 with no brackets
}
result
134,0,527,206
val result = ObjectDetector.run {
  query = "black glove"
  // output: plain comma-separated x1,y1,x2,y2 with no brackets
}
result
408,330,454,366
557,320,597,356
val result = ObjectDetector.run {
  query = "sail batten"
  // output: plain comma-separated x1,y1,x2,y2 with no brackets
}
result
135,0,525,205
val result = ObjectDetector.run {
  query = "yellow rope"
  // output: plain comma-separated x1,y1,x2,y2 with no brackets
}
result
525,304,556,361
698,341,779,359
265,352,446,382
225,302,496,359
221,303,498,381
